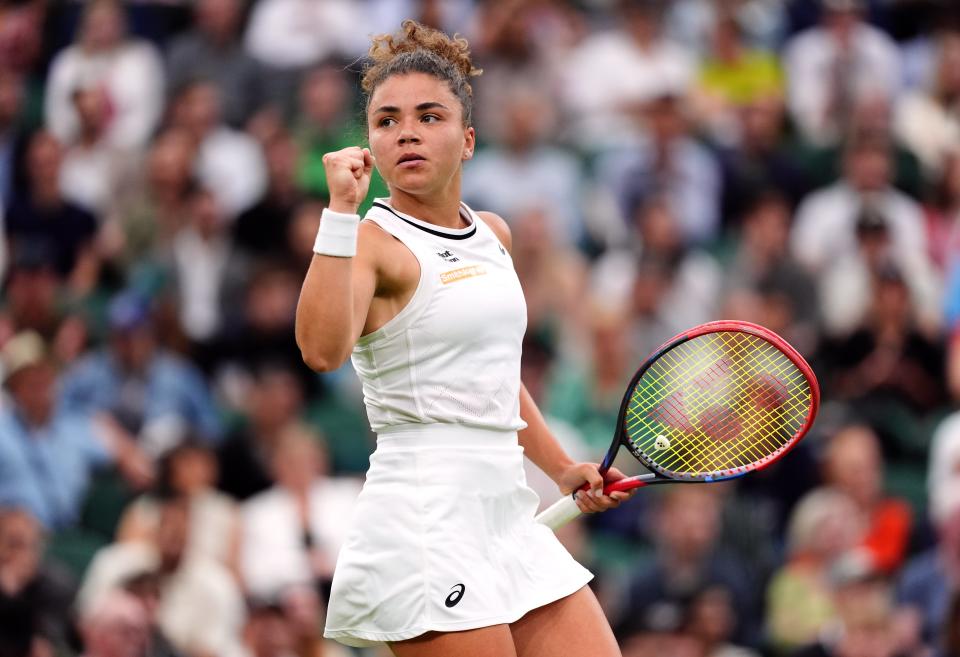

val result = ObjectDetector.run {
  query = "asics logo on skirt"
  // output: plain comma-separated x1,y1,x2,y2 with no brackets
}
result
445,583,466,608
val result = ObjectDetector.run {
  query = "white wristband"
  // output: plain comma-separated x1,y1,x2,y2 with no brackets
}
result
313,208,361,257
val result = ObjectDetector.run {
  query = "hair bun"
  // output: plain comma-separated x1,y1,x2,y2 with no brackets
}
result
363,19,481,92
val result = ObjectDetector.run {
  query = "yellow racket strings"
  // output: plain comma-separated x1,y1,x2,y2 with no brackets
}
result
624,332,811,478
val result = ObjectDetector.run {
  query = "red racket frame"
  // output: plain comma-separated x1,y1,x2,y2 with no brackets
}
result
594,320,820,494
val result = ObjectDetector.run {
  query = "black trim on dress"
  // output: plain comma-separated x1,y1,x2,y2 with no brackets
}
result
372,201,477,240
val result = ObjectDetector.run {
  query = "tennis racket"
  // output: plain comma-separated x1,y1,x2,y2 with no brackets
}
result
536,320,819,530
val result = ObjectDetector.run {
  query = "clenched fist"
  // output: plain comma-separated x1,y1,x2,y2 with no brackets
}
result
323,146,375,214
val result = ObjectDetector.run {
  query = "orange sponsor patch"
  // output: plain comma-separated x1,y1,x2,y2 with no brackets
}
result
440,265,487,284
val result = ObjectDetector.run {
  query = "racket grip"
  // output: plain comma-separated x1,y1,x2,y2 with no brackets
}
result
536,494,583,530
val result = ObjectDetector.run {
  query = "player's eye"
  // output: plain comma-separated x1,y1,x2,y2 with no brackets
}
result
421,114,440,124
378,117,396,127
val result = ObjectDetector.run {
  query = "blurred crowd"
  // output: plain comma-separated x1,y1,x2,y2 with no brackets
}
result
4,0,960,655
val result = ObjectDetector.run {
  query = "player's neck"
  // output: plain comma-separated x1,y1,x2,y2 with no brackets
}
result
389,185,467,230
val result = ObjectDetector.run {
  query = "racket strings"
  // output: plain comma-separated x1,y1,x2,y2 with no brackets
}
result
654,335,808,473
652,336,807,473
624,332,811,479
628,338,797,471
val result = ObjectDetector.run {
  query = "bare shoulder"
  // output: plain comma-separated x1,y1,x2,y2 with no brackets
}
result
358,218,419,294
476,211,513,254
357,218,402,255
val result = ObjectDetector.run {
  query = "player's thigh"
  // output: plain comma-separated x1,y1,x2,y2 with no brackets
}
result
388,624,518,657
511,586,621,657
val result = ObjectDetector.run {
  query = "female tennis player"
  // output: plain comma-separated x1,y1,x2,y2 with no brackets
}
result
295,20,631,657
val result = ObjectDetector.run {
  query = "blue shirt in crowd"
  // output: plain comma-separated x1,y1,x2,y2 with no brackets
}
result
0,409,112,529
59,350,222,443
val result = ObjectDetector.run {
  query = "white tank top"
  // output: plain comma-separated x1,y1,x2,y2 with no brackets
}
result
351,199,528,434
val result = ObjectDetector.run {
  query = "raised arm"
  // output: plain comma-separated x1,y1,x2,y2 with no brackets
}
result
295,147,378,372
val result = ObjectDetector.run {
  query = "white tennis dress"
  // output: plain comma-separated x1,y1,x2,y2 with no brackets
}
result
323,199,593,647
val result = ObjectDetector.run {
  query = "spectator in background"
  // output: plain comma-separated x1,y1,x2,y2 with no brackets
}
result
78,496,245,657
790,131,927,275
168,80,265,218
792,565,909,657
896,504,960,652
0,243,68,344
822,425,912,573
233,131,302,259
103,128,196,277
293,62,387,212
243,0,367,115
599,92,722,246
895,28,960,177
201,262,307,392
236,599,297,657
0,67,26,212
217,361,306,501
684,586,760,657
924,149,960,279
617,487,757,648
78,589,151,657
170,185,247,346
619,607,704,657
462,87,586,246
793,93,925,199
723,191,818,349
818,261,946,419
507,207,589,351
284,201,323,273
927,407,960,525
60,84,139,217
60,292,223,457
692,8,783,146
0,1,46,82
44,0,164,151
817,206,940,338
783,0,901,146
0,507,75,657
559,0,695,149
546,306,634,452
292,62,355,183
165,0,261,128
240,426,360,602
766,488,866,652
592,197,721,358
664,0,787,55
122,572,185,657
4,130,99,292
716,96,810,225
244,0,367,68
470,0,571,141
117,441,239,574
0,331,153,530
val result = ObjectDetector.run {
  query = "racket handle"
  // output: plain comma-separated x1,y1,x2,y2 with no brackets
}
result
536,476,653,530
536,494,582,530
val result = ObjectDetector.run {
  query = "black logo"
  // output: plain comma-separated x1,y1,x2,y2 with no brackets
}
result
498,244,506,256
437,250,460,262
444,583,465,608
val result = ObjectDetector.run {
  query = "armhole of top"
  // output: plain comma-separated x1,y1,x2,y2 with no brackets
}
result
356,216,432,345
463,204,509,254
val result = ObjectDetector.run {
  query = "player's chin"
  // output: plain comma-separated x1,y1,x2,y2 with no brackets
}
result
390,174,438,196
392,163,434,181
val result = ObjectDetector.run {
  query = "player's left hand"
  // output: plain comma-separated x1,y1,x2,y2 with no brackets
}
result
557,464,636,514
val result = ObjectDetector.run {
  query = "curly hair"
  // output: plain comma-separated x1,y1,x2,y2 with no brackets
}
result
361,20,482,126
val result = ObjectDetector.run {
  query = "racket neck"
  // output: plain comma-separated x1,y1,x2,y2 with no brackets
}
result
599,430,622,474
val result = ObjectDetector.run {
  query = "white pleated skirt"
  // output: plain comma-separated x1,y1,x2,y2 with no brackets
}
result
323,424,594,647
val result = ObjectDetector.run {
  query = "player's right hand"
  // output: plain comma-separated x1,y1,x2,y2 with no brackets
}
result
323,146,375,214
